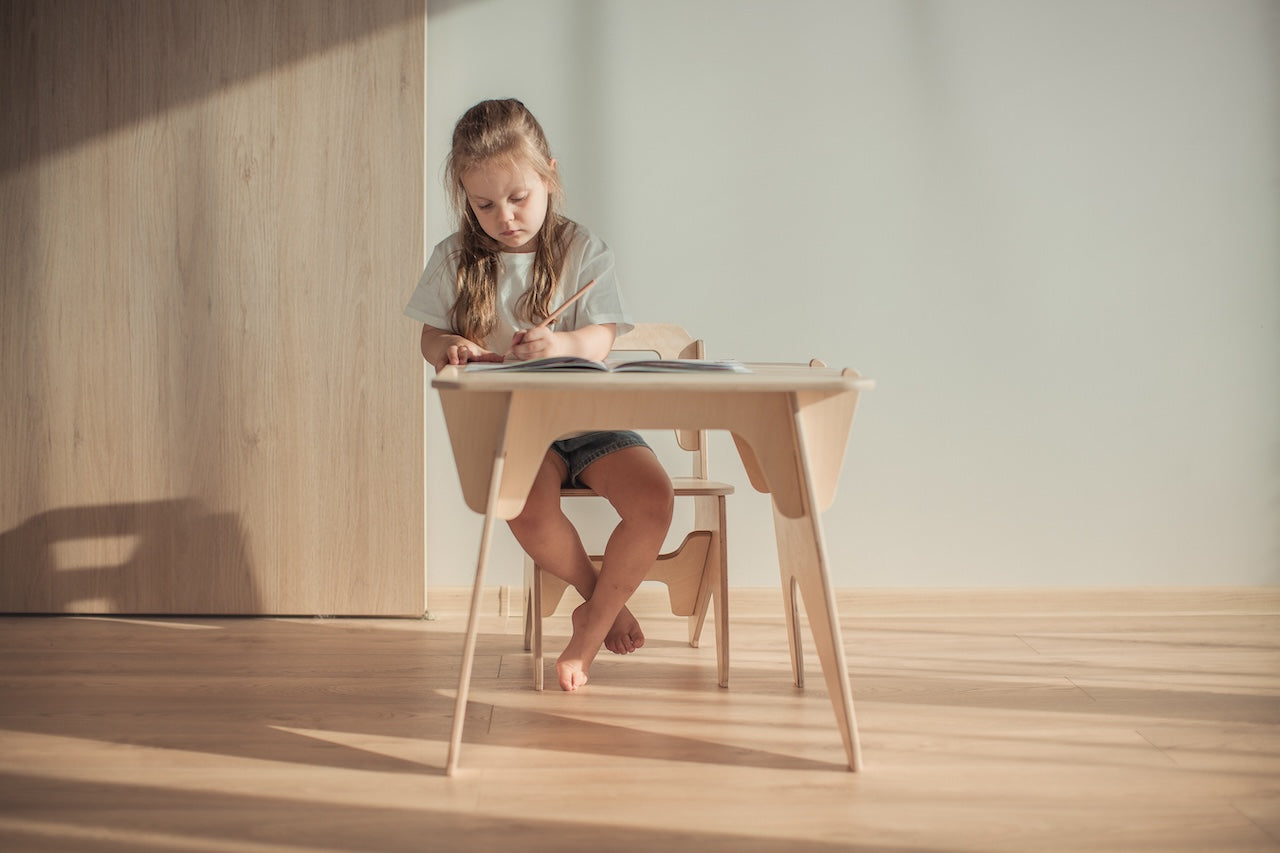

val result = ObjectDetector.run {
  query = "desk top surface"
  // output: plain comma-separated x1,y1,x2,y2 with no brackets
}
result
432,363,875,393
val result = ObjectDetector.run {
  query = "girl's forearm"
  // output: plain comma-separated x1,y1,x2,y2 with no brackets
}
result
420,325,458,364
554,323,616,361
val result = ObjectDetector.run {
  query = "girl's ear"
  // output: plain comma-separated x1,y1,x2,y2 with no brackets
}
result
549,158,558,174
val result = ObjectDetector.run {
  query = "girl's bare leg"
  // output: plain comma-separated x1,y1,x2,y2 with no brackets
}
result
554,446,674,691
506,451,648,661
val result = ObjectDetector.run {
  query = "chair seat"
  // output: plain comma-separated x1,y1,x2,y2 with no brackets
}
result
559,477,734,498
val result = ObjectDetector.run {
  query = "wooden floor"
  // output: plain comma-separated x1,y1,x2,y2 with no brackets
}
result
1,590,1278,852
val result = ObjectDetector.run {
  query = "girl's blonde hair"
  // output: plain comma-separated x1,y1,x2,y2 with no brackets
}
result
444,99,575,344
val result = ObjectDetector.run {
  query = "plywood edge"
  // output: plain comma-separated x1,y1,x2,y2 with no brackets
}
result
426,585,1280,618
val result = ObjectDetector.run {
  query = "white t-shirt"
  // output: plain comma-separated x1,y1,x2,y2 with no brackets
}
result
403,224,633,353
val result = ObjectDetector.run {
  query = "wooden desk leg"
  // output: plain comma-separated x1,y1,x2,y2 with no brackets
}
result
445,455,507,776
773,502,863,772
771,432,863,772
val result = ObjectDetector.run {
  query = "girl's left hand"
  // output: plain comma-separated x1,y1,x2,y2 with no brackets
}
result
507,325,559,361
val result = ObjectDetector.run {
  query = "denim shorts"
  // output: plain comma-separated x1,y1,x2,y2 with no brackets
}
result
549,430,650,488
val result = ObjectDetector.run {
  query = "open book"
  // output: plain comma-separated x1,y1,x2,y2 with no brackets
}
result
464,356,750,373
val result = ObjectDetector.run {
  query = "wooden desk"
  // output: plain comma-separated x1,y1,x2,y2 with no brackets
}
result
432,363,875,774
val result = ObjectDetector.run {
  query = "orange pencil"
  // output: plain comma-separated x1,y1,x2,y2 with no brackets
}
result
536,278,597,329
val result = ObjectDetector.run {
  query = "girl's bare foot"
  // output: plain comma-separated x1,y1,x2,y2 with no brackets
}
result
555,657,590,692
557,603,646,690
556,602,599,691
604,605,645,655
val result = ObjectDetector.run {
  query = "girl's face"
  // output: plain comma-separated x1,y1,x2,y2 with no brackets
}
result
460,159,553,253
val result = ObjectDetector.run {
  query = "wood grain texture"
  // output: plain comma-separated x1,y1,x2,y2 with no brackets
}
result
0,1,425,614
0,591,1277,852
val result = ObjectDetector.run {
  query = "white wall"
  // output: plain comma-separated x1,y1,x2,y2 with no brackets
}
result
421,0,1279,591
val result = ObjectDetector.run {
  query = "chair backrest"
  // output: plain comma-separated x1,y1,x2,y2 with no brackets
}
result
613,323,704,361
611,323,709,478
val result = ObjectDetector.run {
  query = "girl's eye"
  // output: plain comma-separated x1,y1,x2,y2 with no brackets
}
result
512,195,528,204
475,202,492,211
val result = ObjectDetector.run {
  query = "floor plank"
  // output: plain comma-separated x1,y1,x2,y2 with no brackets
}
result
1,597,1277,852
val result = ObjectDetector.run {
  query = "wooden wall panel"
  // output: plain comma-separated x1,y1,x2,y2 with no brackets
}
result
0,1,425,614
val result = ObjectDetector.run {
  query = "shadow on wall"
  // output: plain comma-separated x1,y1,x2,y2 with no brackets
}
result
0,500,260,613
0,0,424,175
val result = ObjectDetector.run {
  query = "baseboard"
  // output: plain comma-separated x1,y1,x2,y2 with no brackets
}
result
426,585,1280,618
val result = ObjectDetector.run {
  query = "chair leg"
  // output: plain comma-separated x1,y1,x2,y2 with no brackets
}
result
687,495,729,686
714,531,730,689
687,495,725,649
687,569,713,649
532,563,545,692
522,554,535,652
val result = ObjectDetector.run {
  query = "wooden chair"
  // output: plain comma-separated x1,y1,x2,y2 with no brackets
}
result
522,323,734,691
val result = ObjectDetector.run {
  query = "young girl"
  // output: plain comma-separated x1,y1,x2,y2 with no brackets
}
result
405,99,674,692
